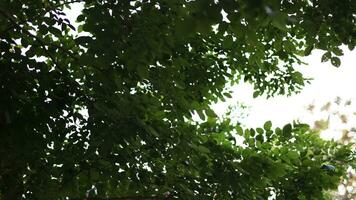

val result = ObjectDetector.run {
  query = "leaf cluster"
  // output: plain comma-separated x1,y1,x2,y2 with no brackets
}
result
0,0,355,199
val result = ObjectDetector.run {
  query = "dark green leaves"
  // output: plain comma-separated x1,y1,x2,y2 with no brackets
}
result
0,0,354,199
322,52,341,67
197,110,206,121
253,91,259,98
264,121,272,130
206,109,218,118
222,35,234,49
304,45,313,56
292,71,304,85
76,14,86,22
331,57,341,67
236,125,243,135
282,123,292,139
321,52,332,62
75,36,93,45
48,27,62,37
223,92,232,98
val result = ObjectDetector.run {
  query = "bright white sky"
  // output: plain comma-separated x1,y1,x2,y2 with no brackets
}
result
212,47,356,139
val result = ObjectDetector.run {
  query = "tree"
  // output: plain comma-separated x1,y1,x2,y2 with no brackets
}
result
305,97,356,199
0,0,355,199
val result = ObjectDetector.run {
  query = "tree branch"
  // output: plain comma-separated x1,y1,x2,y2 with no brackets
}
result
0,6,81,60
0,8,63,68
0,7,93,102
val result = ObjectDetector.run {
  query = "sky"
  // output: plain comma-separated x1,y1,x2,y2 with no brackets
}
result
212,47,356,140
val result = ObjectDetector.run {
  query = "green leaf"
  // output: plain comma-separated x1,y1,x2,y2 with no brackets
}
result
263,121,272,130
75,36,92,45
137,66,149,79
38,24,48,35
197,145,210,154
256,134,264,143
147,126,159,137
236,125,243,135
282,124,292,139
304,45,313,56
77,14,86,22
321,52,331,62
332,48,343,56
271,13,288,32
266,130,273,140
256,128,264,134
197,110,206,121
206,109,217,118
21,38,30,47
224,92,232,98
176,17,196,36
286,151,299,161
292,71,304,85
250,128,256,137
78,24,84,32
90,168,100,181
244,129,250,139
331,57,341,67
48,27,62,37
284,40,295,52
223,35,234,49
268,162,286,178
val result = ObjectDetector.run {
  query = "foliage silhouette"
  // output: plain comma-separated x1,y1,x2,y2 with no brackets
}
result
0,0,355,199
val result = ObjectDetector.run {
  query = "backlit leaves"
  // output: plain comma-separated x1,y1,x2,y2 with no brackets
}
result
0,0,354,199
331,57,341,67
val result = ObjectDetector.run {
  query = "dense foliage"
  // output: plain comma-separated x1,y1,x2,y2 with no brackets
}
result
0,0,355,199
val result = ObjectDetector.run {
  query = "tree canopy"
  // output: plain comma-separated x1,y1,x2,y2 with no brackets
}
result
0,0,355,199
